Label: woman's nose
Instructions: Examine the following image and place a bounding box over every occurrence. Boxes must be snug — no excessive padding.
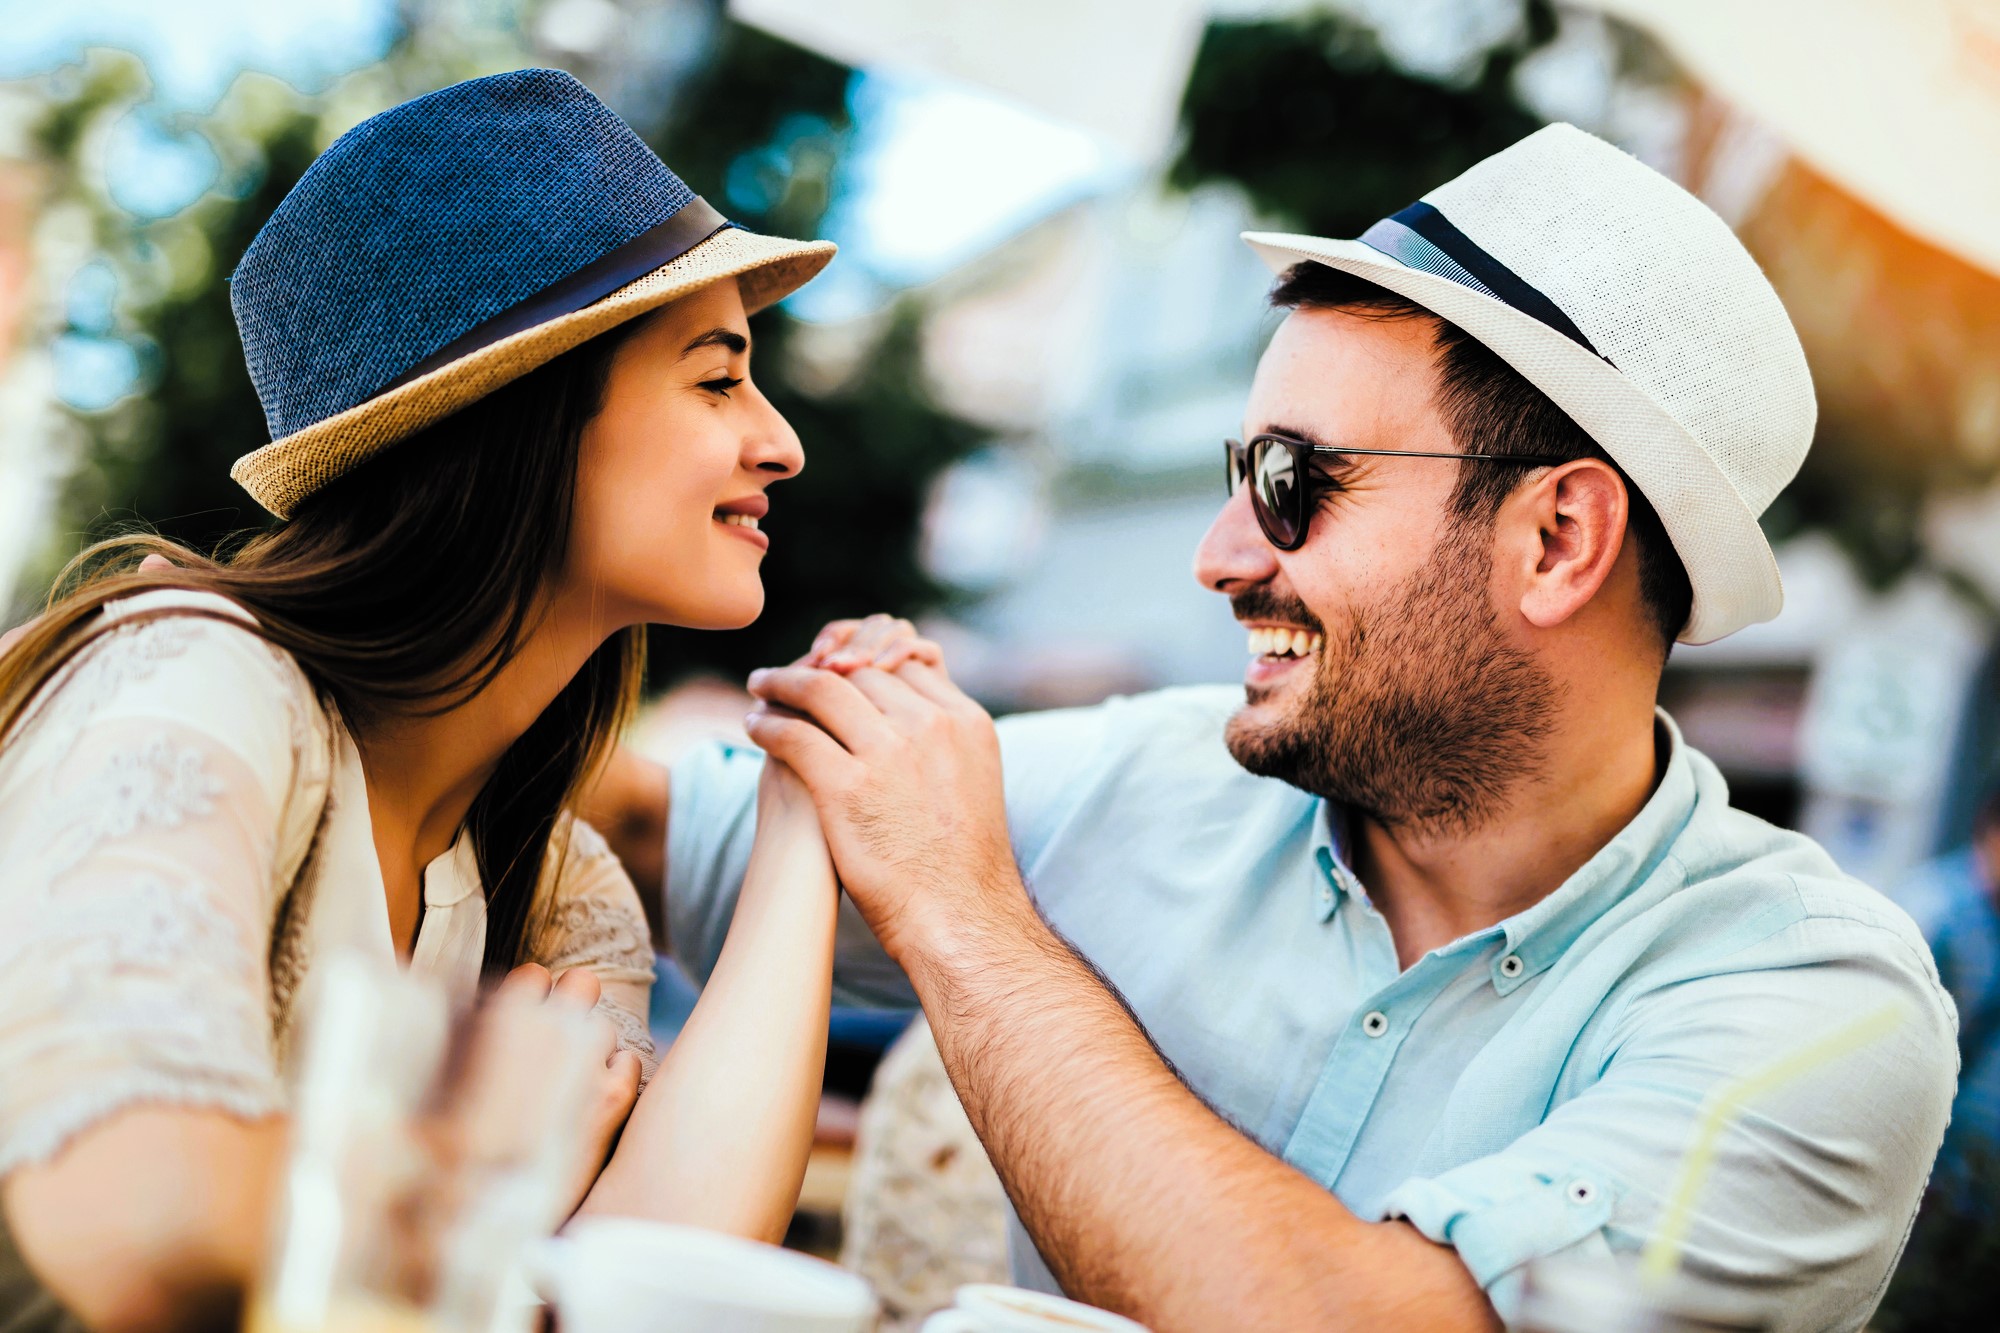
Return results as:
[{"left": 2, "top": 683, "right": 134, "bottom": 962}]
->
[{"left": 744, "top": 382, "right": 804, "bottom": 479}]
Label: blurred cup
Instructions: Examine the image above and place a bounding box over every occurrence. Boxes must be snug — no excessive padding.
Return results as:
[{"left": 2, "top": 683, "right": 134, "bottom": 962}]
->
[
  {"left": 248, "top": 951, "right": 605, "bottom": 1333},
  {"left": 248, "top": 952, "right": 454, "bottom": 1333},
  {"left": 532, "top": 1217, "right": 876, "bottom": 1332},
  {"left": 921, "top": 1285, "right": 1150, "bottom": 1333}
]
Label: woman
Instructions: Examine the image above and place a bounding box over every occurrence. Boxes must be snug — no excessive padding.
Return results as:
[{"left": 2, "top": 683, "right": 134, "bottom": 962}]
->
[{"left": 0, "top": 69, "right": 841, "bottom": 1331}]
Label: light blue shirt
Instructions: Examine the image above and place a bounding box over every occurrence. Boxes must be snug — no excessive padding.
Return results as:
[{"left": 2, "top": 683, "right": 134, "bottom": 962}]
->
[{"left": 666, "top": 686, "right": 1957, "bottom": 1330}]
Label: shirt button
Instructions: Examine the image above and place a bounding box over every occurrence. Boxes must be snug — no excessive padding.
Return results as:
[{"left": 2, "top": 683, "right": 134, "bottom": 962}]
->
[
  {"left": 1567, "top": 1180, "right": 1598, "bottom": 1205},
  {"left": 1362, "top": 1010, "right": 1389, "bottom": 1037},
  {"left": 1500, "top": 954, "right": 1525, "bottom": 978}
]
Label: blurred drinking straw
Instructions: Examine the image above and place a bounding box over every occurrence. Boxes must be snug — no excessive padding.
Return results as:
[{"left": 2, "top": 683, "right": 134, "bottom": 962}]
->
[{"left": 1638, "top": 1001, "right": 1908, "bottom": 1291}]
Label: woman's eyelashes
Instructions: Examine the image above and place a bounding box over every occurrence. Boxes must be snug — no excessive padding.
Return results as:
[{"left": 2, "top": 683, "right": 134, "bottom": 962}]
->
[{"left": 698, "top": 374, "right": 744, "bottom": 398}]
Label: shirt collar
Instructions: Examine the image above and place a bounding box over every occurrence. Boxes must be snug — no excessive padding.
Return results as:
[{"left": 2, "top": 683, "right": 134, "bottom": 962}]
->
[
  {"left": 423, "top": 830, "right": 483, "bottom": 909},
  {"left": 1310, "top": 800, "right": 1366, "bottom": 923},
  {"left": 1304, "top": 710, "right": 1701, "bottom": 982}
]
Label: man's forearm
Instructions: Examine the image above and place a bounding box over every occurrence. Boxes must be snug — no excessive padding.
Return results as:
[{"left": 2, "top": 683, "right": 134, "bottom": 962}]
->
[{"left": 903, "top": 884, "right": 1496, "bottom": 1333}]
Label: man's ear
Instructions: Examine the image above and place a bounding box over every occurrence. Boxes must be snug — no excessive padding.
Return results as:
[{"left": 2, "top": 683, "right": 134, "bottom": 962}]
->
[{"left": 1510, "top": 459, "right": 1629, "bottom": 632}]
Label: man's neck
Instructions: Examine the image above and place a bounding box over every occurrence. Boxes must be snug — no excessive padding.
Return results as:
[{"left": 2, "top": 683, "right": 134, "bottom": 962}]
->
[{"left": 1349, "top": 700, "right": 1665, "bottom": 971}]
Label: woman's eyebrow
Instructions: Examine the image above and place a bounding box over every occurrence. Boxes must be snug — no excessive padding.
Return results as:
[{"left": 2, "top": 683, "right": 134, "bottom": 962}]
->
[{"left": 681, "top": 327, "right": 749, "bottom": 357}]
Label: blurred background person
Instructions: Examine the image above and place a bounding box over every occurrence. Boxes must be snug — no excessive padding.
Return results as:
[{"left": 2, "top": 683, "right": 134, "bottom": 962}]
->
[{"left": 1894, "top": 787, "right": 2000, "bottom": 1174}]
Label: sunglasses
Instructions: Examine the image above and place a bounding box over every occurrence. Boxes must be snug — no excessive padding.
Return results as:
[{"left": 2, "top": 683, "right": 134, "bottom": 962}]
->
[{"left": 1224, "top": 433, "right": 1574, "bottom": 551}]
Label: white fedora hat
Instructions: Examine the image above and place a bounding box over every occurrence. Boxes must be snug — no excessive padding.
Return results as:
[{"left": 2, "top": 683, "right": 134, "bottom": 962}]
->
[{"left": 1242, "top": 123, "right": 1816, "bottom": 645}]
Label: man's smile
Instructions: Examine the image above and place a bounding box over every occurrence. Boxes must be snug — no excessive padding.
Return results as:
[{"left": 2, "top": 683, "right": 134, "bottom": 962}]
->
[{"left": 1242, "top": 621, "right": 1323, "bottom": 689}]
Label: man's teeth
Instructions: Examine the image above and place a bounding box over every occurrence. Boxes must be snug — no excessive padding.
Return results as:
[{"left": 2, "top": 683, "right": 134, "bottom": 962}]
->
[
  {"left": 1247, "top": 627, "right": 1323, "bottom": 658},
  {"left": 718, "top": 513, "right": 761, "bottom": 530}
]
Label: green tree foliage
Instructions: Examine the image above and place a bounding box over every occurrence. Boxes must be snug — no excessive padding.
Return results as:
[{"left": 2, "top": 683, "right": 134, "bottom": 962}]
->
[
  {"left": 1170, "top": 5, "right": 1555, "bottom": 238},
  {"left": 21, "top": 11, "right": 981, "bottom": 684},
  {"left": 30, "top": 56, "right": 325, "bottom": 562}
]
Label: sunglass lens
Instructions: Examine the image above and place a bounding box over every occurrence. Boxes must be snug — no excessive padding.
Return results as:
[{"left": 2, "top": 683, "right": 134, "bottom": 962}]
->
[{"left": 1250, "top": 438, "right": 1303, "bottom": 547}]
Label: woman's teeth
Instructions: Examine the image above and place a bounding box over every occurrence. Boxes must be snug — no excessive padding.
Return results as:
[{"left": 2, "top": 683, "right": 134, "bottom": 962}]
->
[
  {"left": 718, "top": 513, "right": 761, "bottom": 530},
  {"left": 1248, "top": 627, "right": 1323, "bottom": 659}
]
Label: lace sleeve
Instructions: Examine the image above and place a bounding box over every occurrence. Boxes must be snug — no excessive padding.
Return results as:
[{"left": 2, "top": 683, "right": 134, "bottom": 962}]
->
[
  {"left": 0, "top": 612, "right": 318, "bottom": 1175},
  {"left": 531, "top": 818, "right": 659, "bottom": 1077}
]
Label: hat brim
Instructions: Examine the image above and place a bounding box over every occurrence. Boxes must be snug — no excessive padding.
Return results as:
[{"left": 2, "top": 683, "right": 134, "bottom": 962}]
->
[
  {"left": 231, "top": 226, "right": 836, "bottom": 519},
  {"left": 1242, "top": 230, "right": 1781, "bottom": 645}
]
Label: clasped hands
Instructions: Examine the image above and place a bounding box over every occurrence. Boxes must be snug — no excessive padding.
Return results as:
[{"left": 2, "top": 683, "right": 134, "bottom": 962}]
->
[{"left": 744, "top": 616, "right": 1036, "bottom": 977}]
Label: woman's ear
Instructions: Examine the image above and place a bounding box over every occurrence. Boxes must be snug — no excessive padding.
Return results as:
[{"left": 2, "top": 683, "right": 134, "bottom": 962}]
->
[{"left": 1511, "top": 459, "right": 1629, "bottom": 632}]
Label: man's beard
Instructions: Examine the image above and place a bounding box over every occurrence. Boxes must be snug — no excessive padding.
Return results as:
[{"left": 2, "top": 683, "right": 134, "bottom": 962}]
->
[{"left": 1224, "top": 516, "right": 1557, "bottom": 837}]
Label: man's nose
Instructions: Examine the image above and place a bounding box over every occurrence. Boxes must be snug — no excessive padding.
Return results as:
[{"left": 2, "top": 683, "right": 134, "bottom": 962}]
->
[{"left": 1193, "top": 486, "right": 1281, "bottom": 592}]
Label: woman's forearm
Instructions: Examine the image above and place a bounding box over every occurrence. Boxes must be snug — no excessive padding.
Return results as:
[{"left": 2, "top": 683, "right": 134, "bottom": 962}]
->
[
  {"left": 2, "top": 1108, "right": 284, "bottom": 1333},
  {"left": 579, "top": 763, "right": 838, "bottom": 1240}
]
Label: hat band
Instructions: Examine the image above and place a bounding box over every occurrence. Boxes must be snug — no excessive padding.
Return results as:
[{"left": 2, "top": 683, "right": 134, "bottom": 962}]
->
[
  {"left": 1359, "top": 201, "right": 1610, "bottom": 365},
  {"left": 381, "top": 195, "right": 734, "bottom": 394}
]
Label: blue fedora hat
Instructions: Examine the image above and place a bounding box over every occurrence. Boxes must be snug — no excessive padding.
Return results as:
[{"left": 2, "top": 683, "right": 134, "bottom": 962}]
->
[{"left": 227, "top": 67, "right": 834, "bottom": 518}]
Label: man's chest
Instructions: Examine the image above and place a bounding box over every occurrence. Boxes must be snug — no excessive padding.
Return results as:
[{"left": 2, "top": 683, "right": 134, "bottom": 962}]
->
[{"left": 1028, "top": 828, "right": 1605, "bottom": 1215}]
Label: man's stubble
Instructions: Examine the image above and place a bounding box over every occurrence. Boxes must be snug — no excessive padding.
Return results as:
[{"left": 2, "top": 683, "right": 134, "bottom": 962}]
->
[{"left": 1224, "top": 515, "right": 1557, "bottom": 837}]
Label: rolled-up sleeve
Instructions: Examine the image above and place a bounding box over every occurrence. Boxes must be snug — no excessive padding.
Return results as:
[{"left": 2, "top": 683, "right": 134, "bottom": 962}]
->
[{"left": 1381, "top": 920, "right": 1958, "bottom": 1331}]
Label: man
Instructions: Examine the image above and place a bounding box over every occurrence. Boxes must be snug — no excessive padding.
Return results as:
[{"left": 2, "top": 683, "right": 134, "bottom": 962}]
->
[{"left": 612, "top": 125, "right": 1957, "bottom": 1329}]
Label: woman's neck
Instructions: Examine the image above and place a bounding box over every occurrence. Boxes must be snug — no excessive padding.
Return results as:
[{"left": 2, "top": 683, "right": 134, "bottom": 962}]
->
[{"left": 352, "top": 590, "right": 611, "bottom": 898}]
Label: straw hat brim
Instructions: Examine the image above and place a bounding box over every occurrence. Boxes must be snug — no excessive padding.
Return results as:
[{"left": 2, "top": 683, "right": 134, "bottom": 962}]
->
[
  {"left": 1243, "top": 230, "right": 1781, "bottom": 646},
  {"left": 231, "top": 226, "right": 837, "bottom": 518}
]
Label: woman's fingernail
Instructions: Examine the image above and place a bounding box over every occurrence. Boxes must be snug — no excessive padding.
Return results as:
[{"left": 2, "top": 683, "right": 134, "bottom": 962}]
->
[{"left": 748, "top": 668, "right": 770, "bottom": 687}]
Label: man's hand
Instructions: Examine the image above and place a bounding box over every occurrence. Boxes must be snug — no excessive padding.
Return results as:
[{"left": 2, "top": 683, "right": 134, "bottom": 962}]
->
[{"left": 742, "top": 657, "right": 1027, "bottom": 970}]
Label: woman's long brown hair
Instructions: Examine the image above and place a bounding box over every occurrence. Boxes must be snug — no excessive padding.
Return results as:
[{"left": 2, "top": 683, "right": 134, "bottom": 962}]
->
[{"left": 0, "top": 326, "right": 648, "bottom": 976}]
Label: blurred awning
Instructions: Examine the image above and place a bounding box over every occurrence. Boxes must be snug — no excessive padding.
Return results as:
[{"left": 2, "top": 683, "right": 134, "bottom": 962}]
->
[
  {"left": 727, "top": 0, "right": 1209, "bottom": 160},
  {"left": 1589, "top": 0, "right": 2000, "bottom": 280}
]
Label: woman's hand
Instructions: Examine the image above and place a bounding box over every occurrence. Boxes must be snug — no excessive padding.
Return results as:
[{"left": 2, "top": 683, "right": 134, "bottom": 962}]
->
[
  {"left": 803, "top": 613, "right": 945, "bottom": 675},
  {"left": 497, "top": 962, "right": 643, "bottom": 1218}
]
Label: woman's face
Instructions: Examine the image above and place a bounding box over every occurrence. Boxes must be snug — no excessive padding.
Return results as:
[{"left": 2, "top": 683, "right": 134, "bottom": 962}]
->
[{"left": 568, "top": 278, "right": 804, "bottom": 631}]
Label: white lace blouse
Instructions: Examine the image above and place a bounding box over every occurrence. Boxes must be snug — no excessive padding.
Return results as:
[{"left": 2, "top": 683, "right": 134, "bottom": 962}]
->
[{"left": 0, "top": 590, "right": 657, "bottom": 1178}]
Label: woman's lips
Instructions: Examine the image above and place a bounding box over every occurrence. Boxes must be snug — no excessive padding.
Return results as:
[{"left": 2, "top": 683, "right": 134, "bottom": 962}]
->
[{"left": 715, "top": 512, "right": 770, "bottom": 551}]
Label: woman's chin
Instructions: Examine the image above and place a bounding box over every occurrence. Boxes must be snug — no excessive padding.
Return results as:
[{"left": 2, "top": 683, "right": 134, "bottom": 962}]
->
[{"left": 659, "top": 590, "right": 764, "bottom": 631}]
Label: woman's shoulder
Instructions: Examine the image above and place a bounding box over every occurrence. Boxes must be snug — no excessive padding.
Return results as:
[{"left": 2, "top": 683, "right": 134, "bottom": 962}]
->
[
  {"left": 531, "top": 815, "right": 656, "bottom": 980},
  {"left": 8, "top": 589, "right": 327, "bottom": 787}
]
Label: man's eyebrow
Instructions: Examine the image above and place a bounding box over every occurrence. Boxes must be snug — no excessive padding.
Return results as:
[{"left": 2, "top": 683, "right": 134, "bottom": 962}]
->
[
  {"left": 1261, "top": 422, "right": 1336, "bottom": 449},
  {"left": 681, "top": 327, "right": 749, "bottom": 357},
  {"left": 1260, "top": 422, "right": 1370, "bottom": 476}
]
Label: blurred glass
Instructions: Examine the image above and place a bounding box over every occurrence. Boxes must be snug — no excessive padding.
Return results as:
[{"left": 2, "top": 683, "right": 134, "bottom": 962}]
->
[{"left": 248, "top": 952, "right": 600, "bottom": 1333}]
